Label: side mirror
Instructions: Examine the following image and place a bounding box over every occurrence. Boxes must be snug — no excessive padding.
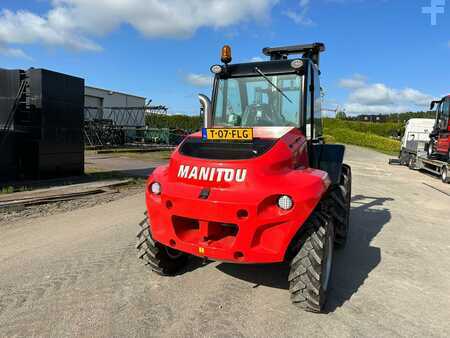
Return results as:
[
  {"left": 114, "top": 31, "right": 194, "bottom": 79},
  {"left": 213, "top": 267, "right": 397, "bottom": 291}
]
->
[
  {"left": 198, "top": 94, "right": 212, "bottom": 128},
  {"left": 430, "top": 101, "right": 436, "bottom": 110}
]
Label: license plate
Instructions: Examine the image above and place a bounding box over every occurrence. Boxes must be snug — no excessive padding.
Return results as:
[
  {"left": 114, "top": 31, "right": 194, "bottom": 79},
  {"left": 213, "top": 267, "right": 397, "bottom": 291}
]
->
[{"left": 202, "top": 128, "right": 253, "bottom": 141}]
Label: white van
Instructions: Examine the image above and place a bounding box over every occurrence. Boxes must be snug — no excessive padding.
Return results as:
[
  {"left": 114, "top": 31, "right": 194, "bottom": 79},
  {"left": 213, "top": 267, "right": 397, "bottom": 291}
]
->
[{"left": 399, "top": 119, "right": 434, "bottom": 165}]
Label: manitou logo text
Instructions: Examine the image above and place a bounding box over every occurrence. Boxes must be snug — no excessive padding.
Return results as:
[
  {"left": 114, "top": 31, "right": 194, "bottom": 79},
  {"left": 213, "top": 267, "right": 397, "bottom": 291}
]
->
[{"left": 177, "top": 165, "right": 247, "bottom": 183}]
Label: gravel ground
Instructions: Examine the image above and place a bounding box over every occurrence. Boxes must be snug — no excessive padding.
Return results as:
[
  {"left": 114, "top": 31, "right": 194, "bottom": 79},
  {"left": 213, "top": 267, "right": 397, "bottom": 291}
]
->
[
  {"left": 0, "top": 145, "right": 449, "bottom": 337},
  {"left": 1, "top": 149, "right": 156, "bottom": 227}
]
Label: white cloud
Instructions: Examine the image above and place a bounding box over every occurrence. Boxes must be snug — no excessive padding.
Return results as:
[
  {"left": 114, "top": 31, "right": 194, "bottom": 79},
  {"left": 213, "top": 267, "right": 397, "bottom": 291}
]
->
[
  {"left": 185, "top": 73, "right": 212, "bottom": 87},
  {"left": 0, "top": 45, "right": 31, "bottom": 59},
  {"left": 283, "top": 0, "right": 315, "bottom": 26},
  {"left": 343, "top": 103, "right": 412, "bottom": 114},
  {"left": 338, "top": 74, "right": 367, "bottom": 89},
  {"left": 339, "top": 74, "right": 435, "bottom": 114},
  {"left": 0, "top": 9, "right": 102, "bottom": 51},
  {"left": 250, "top": 56, "right": 264, "bottom": 62},
  {"left": 399, "top": 88, "right": 432, "bottom": 106},
  {"left": 0, "top": 0, "right": 278, "bottom": 56},
  {"left": 349, "top": 83, "right": 394, "bottom": 106}
]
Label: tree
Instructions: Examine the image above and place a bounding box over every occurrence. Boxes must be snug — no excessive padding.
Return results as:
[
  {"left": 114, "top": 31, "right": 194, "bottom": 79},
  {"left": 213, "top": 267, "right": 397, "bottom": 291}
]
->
[{"left": 335, "top": 111, "right": 347, "bottom": 120}]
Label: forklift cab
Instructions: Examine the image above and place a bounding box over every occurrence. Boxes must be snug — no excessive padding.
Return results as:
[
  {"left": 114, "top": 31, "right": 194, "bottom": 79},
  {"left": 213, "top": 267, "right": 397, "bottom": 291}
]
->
[
  {"left": 430, "top": 96, "right": 450, "bottom": 158},
  {"left": 199, "top": 43, "right": 344, "bottom": 184},
  {"left": 204, "top": 43, "right": 325, "bottom": 143}
]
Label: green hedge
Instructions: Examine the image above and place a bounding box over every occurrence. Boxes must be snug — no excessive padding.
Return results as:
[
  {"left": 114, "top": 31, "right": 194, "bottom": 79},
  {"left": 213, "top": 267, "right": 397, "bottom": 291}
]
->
[
  {"left": 323, "top": 118, "right": 403, "bottom": 138},
  {"left": 323, "top": 128, "right": 400, "bottom": 155},
  {"left": 145, "top": 114, "right": 202, "bottom": 132},
  {"left": 144, "top": 114, "right": 401, "bottom": 155}
]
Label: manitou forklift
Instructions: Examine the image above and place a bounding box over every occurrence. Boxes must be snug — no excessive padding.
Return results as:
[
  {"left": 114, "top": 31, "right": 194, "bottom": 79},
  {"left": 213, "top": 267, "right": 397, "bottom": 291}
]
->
[
  {"left": 136, "top": 43, "right": 352, "bottom": 312},
  {"left": 390, "top": 96, "right": 450, "bottom": 184},
  {"left": 428, "top": 95, "right": 450, "bottom": 161}
]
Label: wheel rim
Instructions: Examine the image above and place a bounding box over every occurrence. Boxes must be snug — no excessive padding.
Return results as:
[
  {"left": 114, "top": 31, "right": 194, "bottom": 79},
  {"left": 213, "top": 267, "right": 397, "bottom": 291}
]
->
[
  {"left": 165, "top": 247, "right": 183, "bottom": 259},
  {"left": 443, "top": 168, "right": 448, "bottom": 182},
  {"left": 322, "top": 230, "right": 333, "bottom": 291}
]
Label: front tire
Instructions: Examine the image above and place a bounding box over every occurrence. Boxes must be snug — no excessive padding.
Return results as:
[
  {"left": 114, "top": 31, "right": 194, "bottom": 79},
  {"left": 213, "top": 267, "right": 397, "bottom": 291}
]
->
[
  {"left": 288, "top": 210, "right": 334, "bottom": 312},
  {"left": 330, "top": 164, "right": 351, "bottom": 249},
  {"left": 136, "top": 218, "right": 189, "bottom": 275}
]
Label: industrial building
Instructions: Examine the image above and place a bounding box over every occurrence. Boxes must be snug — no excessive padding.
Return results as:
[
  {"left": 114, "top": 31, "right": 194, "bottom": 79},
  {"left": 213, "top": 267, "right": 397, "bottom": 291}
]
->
[
  {"left": 84, "top": 86, "right": 147, "bottom": 127},
  {"left": 83, "top": 86, "right": 168, "bottom": 147},
  {"left": 85, "top": 86, "right": 146, "bottom": 110}
]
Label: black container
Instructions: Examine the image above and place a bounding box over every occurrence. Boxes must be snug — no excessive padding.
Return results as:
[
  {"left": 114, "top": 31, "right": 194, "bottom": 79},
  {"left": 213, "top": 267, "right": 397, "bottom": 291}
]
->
[
  {"left": 0, "top": 69, "right": 21, "bottom": 181},
  {"left": 0, "top": 69, "right": 21, "bottom": 128},
  {"left": 0, "top": 68, "right": 85, "bottom": 181},
  {"left": 0, "top": 131, "right": 18, "bottom": 181},
  {"left": 26, "top": 69, "right": 85, "bottom": 178}
]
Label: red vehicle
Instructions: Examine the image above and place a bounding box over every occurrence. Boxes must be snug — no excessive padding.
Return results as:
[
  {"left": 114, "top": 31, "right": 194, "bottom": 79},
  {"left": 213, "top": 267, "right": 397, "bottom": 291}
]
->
[
  {"left": 137, "top": 43, "right": 352, "bottom": 312},
  {"left": 428, "top": 95, "right": 450, "bottom": 160}
]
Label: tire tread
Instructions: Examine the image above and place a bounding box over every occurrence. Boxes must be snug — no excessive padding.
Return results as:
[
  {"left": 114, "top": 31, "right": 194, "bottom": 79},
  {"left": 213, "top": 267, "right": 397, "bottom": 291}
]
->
[
  {"left": 136, "top": 217, "right": 188, "bottom": 275},
  {"left": 288, "top": 211, "right": 333, "bottom": 313}
]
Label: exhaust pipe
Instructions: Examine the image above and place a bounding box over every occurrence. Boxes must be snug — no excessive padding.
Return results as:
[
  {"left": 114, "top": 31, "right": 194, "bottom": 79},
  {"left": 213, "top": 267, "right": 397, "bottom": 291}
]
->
[{"left": 198, "top": 94, "right": 212, "bottom": 128}]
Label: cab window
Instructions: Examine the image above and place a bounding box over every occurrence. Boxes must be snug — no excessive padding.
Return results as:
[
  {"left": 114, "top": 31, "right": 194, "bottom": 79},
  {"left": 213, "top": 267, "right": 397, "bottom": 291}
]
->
[
  {"left": 440, "top": 100, "right": 449, "bottom": 130},
  {"left": 213, "top": 74, "right": 302, "bottom": 127},
  {"left": 312, "top": 65, "right": 323, "bottom": 138}
]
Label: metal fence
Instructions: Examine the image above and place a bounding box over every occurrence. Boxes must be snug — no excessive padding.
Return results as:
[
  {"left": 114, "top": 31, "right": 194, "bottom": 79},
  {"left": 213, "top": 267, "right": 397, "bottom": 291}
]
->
[{"left": 84, "top": 105, "right": 169, "bottom": 147}]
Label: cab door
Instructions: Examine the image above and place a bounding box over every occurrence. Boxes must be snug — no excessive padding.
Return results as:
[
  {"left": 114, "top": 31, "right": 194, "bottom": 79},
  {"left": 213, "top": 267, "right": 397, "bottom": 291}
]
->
[{"left": 436, "top": 98, "right": 450, "bottom": 155}]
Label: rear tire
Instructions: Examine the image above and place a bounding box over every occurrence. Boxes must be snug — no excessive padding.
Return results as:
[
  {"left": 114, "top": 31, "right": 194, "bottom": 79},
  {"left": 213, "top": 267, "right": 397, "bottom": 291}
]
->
[
  {"left": 408, "top": 156, "right": 415, "bottom": 170},
  {"left": 442, "top": 166, "right": 450, "bottom": 184},
  {"left": 288, "top": 210, "right": 334, "bottom": 312},
  {"left": 136, "top": 218, "right": 189, "bottom": 275},
  {"left": 331, "top": 164, "right": 351, "bottom": 249},
  {"left": 427, "top": 142, "right": 435, "bottom": 159},
  {"left": 399, "top": 149, "right": 408, "bottom": 166}
]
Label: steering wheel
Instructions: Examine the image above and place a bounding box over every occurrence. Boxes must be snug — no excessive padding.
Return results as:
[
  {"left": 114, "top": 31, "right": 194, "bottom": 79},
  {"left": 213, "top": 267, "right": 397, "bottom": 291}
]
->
[
  {"left": 256, "top": 117, "right": 276, "bottom": 126},
  {"left": 243, "top": 103, "right": 277, "bottom": 126}
]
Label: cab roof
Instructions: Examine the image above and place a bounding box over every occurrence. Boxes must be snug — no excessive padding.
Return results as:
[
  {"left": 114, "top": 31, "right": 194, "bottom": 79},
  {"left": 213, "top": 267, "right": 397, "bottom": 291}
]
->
[{"left": 218, "top": 59, "right": 307, "bottom": 78}]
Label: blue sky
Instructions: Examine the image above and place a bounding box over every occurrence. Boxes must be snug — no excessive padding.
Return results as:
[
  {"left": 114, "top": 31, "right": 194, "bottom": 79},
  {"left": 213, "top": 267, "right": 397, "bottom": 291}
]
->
[{"left": 0, "top": 0, "right": 448, "bottom": 115}]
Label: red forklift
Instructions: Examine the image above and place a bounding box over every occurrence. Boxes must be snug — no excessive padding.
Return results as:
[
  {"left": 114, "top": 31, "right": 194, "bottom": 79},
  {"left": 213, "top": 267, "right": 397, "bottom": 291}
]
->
[
  {"left": 136, "top": 43, "right": 352, "bottom": 312},
  {"left": 401, "top": 95, "right": 450, "bottom": 184},
  {"left": 428, "top": 95, "right": 450, "bottom": 161}
]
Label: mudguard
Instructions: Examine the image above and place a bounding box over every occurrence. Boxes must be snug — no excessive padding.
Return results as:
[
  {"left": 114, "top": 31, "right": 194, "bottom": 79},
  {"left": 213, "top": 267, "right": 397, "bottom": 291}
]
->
[{"left": 310, "top": 144, "right": 345, "bottom": 185}]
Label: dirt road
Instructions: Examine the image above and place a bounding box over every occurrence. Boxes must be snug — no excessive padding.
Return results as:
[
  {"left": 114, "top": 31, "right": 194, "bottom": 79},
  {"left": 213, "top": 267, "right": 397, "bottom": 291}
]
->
[{"left": 1, "top": 146, "right": 449, "bottom": 337}]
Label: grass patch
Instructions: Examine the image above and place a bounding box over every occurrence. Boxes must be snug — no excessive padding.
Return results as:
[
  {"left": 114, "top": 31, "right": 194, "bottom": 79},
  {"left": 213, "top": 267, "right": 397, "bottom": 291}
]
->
[
  {"left": 87, "top": 150, "right": 172, "bottom": 161},
  {"left": 84, "top": 170, "right": 146, "bottom": 186},
  {"left": 323, "top": 118, "right": 403, "bottom": 138},
  {"left": 114, "top": 150, "right": 172, "bottom": 161},
  {"left": 0, "top": 185, "right": 34, "bottom": 195},
  {"left": 323, "top": 128, "right": 400, "bottom": 155},
  {"left": 1, "top": 186, "right": 14, "bottom": 194},
  {"left": 0, "top": 170, "right": 146, "bottom": 196},
  {"left": 322, "top": 118, "right": 404, "bottom": 155}
]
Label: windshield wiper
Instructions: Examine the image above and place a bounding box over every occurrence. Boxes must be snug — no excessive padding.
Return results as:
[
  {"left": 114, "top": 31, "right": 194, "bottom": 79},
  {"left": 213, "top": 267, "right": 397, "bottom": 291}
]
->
[{"left": 254, "top": 67, "right": 293, "bottom": 103}]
